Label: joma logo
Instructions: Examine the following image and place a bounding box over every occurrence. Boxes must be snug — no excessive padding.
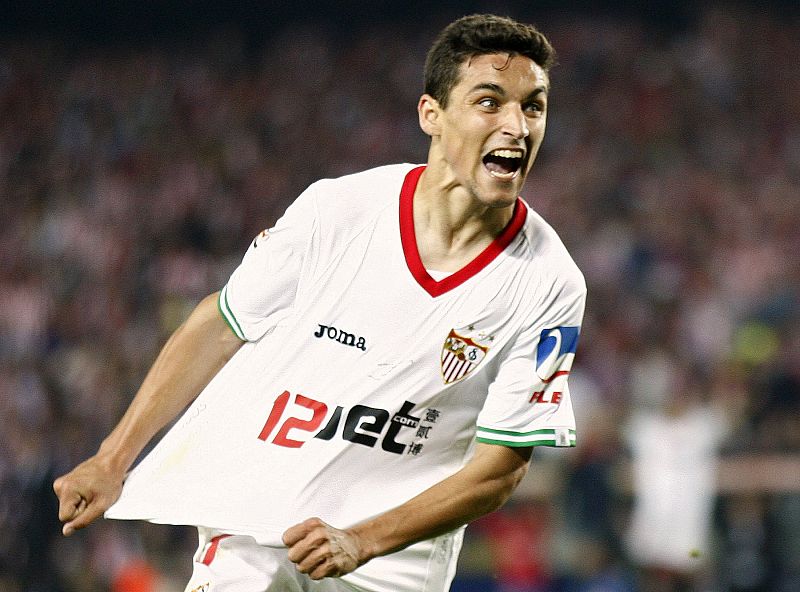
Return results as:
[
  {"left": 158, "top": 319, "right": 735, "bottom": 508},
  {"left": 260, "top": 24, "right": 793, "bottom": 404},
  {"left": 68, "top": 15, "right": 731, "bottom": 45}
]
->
[{"left": 314, "top": 323, "right": 367, "bottom": 351}]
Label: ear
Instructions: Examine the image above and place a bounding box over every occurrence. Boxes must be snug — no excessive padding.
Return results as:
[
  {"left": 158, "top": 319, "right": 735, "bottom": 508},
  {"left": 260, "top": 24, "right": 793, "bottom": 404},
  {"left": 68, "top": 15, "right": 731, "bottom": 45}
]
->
[{"left": 417, "top": 94, "right": 442, "bottom": 137}]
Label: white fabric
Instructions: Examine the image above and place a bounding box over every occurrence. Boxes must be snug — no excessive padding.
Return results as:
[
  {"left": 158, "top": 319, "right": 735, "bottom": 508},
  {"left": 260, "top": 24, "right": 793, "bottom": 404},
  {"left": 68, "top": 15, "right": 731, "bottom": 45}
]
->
[
  {"left": 184, "top": 527, "right": 359, "bottom": 592},
  {"left": 107, "top": 164, "right": 586, "bottom": 592}
]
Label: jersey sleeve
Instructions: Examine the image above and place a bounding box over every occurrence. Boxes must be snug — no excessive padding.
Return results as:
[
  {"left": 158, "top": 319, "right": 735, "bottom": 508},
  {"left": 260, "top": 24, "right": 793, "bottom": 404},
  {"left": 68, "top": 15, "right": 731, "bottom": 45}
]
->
[
  {"left": 218, "top": 186, "right": 318, "bottom": 342},
  {"left": 476, "top": 277, "right": 586, "bottom": 448}
]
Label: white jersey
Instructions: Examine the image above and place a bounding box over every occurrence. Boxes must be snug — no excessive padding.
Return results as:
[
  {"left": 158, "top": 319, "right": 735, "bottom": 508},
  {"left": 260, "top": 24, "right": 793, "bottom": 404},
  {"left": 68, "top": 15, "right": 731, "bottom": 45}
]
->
[{"left": 107, "top": 164, "right": 586, "bottom": 592}]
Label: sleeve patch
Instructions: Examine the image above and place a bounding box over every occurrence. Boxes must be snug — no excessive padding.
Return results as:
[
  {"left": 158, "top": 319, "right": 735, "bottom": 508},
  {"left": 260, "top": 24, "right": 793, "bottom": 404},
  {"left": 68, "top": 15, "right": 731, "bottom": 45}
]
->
[{"left": 535, "top": 326, "right": 580, "bottom": 382}]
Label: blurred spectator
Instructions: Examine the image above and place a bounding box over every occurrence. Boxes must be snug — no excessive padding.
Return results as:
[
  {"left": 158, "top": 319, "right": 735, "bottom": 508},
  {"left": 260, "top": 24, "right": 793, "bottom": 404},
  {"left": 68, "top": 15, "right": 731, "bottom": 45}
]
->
[{"left": 625, "top": 363, "right": 729, "bottom": 590}]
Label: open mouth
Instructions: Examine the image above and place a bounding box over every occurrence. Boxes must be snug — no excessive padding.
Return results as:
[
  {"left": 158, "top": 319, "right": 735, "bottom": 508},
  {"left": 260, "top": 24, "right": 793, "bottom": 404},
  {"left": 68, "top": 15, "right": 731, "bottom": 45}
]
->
[{"left": 483, "top": 149, "right": 524, "bottom": 179}]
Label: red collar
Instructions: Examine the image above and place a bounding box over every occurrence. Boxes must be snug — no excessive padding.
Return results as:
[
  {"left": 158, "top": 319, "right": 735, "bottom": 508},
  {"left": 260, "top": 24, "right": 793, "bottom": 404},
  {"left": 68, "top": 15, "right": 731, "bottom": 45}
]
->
[{"left": 399, "top": 165, "right": 527, "bottom": 297}]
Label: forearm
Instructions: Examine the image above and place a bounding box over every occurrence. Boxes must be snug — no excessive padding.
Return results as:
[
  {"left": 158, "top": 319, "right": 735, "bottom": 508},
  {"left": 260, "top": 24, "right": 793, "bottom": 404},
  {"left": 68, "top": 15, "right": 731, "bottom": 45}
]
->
[
  {"left": 54, "top": 291, "right": 245, "bottom": 536},
  {"left": 350, "top": 444, "right": 532, "bottom": 561},
  {"left": 95, "top": 291, "right": 243, "bottom": 473},
  {"left": 284, "top": 444, "right": 533, "bottom": 578}
]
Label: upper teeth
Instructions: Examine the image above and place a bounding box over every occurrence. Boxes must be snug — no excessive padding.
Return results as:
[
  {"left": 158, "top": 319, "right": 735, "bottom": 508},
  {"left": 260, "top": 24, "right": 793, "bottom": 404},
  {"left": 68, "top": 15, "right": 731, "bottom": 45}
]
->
[{"left": 490, "top": 149, "right": 523, "bottom": 159}]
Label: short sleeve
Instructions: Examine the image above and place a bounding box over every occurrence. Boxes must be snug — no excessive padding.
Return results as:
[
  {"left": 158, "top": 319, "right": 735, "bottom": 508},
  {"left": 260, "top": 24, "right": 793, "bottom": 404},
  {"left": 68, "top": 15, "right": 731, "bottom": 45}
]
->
[
  {"left": 476, "top": 278, "right": 586, "bottom": 448},
  {"left": 218, "top": 186, "right": 318, "bottom": 342}
]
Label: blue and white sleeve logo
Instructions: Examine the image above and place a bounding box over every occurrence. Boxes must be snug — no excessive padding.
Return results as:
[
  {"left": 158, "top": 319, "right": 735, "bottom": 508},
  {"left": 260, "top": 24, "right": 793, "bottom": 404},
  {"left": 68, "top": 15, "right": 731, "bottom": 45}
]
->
[{"left": 535, "top": 326, "right": 580, "bottom": 382}]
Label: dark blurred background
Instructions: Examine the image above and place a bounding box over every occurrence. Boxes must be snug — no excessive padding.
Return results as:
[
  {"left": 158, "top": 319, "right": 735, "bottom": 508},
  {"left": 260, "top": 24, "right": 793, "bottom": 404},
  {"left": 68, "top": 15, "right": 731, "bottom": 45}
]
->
[{"left": 1, "top": 1, "right": 798, "bottom": 590}]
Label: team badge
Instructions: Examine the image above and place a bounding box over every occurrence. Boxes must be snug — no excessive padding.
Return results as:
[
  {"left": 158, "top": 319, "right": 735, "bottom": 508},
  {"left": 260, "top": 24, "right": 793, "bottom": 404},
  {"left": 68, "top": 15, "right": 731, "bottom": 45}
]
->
[{"left": 441, "top": 328, "right": 490, "bottom": 384}]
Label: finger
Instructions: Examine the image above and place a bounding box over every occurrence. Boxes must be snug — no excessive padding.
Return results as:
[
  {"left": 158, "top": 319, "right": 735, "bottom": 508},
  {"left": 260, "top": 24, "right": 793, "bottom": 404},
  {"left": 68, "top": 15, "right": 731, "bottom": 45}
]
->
[
  {"left": 310, "top": 554, "right": 352, "bottom": 580},
  {"left": 310, "top": 559, "right": 337, "bottom": 580},
  {"left": 294, "top": 544, "right": 330, "bottom": 574},
  {"left": 61, "top": 496, "right": 86, "bottom": 536},
  {"left": 61, "top": 498, "right": 86, "bottom": 536},
  {"left": 282, "top": 517, "right": 323, "bottom": 546},
  {"left": 282, "top": 524, "right": 306, "bottom": 547},
  {"left": 296, "top": 546, "right": 344, "bottom": 580},
  {"left": 57, "top": 490, "right": 85, "bottom": 522},
  {"left": 286, "top": 532, "right": 320, "bottom": 564},
  {"left": 63, "top": 498, "right": 106, "bottom": 536}
]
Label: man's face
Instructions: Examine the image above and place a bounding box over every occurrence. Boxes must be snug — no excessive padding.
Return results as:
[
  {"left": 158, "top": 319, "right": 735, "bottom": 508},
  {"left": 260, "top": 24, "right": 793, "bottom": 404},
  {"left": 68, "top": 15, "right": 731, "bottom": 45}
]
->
[{"left": 423, "top": 53, "right": 549, "bottom": 208}]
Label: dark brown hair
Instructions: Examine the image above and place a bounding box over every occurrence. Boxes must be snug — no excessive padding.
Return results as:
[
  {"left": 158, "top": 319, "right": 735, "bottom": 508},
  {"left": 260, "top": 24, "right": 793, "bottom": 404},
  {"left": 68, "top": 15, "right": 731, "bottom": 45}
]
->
[{"left": 424, "top": 14, "right": 556, "bottom": 108}]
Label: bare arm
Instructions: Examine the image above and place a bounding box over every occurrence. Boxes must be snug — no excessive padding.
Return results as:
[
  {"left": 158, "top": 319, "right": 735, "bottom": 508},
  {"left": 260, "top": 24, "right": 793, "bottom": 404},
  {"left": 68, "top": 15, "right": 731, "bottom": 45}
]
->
[
  {"left": 283, "top": 442, "right": 533, "bottom": 579},
  {"left": 53, "top": 291, "right": 244, "bottom": 535}
]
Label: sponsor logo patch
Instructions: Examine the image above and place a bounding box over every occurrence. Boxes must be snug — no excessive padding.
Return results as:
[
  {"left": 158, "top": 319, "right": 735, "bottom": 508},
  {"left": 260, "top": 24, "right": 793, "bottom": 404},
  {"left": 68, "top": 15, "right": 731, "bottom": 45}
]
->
[
  {"left": 313, "top": 323, "right": 367, "bottom": 351},
  {"left": 535, "top": 326, "right": 580, "bottom": 382}
]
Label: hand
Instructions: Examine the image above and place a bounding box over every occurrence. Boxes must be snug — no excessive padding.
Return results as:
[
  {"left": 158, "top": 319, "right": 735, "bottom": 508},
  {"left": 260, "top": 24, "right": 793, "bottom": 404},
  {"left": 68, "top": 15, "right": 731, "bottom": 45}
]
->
[
  {"left": 282, "top": 517, "right": 366, "bottom": 579},
  {"left": 53, "top": 455, "right": 124, "bottom": 536}
]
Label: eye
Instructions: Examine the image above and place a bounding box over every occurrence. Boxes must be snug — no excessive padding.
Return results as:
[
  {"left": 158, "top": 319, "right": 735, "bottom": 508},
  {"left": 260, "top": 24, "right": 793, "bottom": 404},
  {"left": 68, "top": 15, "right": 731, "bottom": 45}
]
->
[
  {"left": 524, "top": 101, "right": 546, "bottom": 116},
  {"left": 478, "top": 97, "right": 499, "bottom": 110}
]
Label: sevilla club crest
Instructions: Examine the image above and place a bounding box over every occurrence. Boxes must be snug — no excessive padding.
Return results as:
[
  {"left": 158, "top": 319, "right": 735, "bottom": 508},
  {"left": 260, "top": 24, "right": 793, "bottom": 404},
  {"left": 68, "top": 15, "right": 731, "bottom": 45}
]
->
[{"left": 441, "top": 329, "right": 489, "bottom": 384}]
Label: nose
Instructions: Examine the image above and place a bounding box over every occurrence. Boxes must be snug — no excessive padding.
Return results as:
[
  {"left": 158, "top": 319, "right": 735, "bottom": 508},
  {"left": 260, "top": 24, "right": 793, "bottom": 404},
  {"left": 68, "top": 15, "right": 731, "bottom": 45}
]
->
[{"left": 502, "top": 104, "right": 529, "bottom": 139}]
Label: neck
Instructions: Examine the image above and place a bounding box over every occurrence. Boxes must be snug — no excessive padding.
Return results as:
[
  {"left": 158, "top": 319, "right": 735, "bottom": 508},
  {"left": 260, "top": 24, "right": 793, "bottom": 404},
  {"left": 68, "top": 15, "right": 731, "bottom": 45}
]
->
[{"left": 413, "top": 166, "right": 515, "bottom": 272}]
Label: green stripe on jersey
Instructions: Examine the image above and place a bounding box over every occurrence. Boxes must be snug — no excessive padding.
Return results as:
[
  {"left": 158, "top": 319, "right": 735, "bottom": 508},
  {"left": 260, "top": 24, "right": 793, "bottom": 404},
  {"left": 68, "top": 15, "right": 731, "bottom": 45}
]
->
[
  {"left": 218, "top": 285, "right": 247, "bottom": 341},
  {"left": 476, "top": 427, "right": 576, "bottom": 448}
]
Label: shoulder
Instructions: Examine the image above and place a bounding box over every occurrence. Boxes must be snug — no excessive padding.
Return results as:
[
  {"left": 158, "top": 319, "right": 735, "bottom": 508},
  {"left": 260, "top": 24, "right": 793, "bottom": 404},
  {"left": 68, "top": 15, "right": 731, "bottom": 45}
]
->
[
  {"left": 301, "top": 164, "right": 419, "bottom": 229},
  {"left": 299, "top": 163, "right": 421, "bottom": 247},
  {"left": 311, "top": 163, "right": 420, "bottom": 206}
]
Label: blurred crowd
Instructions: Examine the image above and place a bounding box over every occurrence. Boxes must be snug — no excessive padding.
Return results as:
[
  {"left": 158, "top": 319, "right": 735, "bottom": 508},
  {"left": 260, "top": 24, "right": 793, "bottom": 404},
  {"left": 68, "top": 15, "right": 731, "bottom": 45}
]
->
[{"left": 1, "top": 3, "right": 798, "bottom": 591}]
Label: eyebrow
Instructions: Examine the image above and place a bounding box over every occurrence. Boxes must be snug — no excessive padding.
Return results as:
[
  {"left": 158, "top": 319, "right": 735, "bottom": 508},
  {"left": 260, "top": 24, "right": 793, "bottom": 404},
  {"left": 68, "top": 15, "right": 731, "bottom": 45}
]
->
[
  {"left": 467, "top": 83, "right": 549, "bottom": 99},
  {"left": 469, "top": 82, "right": 506, "bottom": 95}
]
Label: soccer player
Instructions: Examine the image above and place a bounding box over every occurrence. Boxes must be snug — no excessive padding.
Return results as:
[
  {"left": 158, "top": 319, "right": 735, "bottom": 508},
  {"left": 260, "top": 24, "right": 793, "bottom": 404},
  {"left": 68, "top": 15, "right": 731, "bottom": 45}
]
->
[{"left": 54, "top": 14, "right": 586, "bottom": 592}]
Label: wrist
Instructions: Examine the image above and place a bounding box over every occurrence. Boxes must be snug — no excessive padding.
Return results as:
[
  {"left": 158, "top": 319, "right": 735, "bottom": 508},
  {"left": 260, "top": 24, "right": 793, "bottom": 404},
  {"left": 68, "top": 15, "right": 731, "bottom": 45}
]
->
[
  {"left": 346, "top": 526, "right": 380, "bottom": 565},
  {"left": 95, "top": 440, "right": 135, "bottom": 476}
]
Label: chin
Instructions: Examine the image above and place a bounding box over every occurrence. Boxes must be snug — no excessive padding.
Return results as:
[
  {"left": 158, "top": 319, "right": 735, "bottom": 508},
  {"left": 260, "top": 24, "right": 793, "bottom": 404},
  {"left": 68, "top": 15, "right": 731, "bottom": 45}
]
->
[
  {"left": 490, "top": 196, "right": 519, "bottom": 209},
  {"left": 483, "top": 180, "right": 525, "bottom": 206},
  {"left": 477, "top": 191, "right": 519, "bottom": 209}
]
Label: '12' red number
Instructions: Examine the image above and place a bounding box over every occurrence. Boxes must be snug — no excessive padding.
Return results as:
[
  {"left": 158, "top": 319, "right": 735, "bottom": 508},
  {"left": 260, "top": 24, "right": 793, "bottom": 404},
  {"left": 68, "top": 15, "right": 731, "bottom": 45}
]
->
[{"left": 258, "top": 391, "right": 328, "bottom": 448}]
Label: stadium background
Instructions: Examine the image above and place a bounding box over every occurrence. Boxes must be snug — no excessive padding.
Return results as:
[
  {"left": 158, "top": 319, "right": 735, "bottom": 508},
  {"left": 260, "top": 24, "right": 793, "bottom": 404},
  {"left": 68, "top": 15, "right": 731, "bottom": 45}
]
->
[{"left": 1, "top": 0, "right": 798, "bottom": 590}]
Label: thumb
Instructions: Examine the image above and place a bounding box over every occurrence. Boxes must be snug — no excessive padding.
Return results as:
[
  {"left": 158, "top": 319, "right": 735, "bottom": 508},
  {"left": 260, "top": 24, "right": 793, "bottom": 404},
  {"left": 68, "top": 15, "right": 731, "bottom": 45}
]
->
[
  {"left": 63, "top": 497, "right": 106, "bottom": 536},
  {"left": 61, "top": 496, "right": 87, "bottom": 536}
]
